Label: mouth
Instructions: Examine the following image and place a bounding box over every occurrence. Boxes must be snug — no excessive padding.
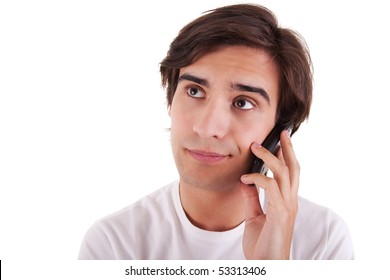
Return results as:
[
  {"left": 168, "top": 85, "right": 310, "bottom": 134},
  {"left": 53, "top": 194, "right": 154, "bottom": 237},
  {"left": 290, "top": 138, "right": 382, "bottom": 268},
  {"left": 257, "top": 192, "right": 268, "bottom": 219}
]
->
[{"left": 187, "top": 149, "right": 230, "bottom": 164}]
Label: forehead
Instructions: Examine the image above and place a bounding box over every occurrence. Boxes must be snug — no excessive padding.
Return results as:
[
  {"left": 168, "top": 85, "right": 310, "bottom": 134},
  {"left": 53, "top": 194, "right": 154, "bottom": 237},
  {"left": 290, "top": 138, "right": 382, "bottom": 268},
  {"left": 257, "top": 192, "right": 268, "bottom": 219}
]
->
[{"left": 184, "top": 45, "right": 278, "bottom": 80}]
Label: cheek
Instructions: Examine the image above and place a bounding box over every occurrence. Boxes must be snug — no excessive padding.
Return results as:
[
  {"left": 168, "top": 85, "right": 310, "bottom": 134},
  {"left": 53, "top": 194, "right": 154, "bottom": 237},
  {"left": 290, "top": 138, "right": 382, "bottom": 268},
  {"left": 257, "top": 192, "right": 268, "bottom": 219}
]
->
[
  {"left": 170, "top": 93, "right": 199, "bottom": 130},
  {"left": 235, "top": 120, "right": 274, "bottom": 151},
  {"left": 239, "top": 135, "right": 257, "bottom": 157},
  {"left": 231, "top": 122, "right": 256, "bottom": 153},
  {"left": 169, "top": 97, "right": 181, "bottom": 128},
  {"left": 169, "top": 100, "right": 193, "bottom": 145}
]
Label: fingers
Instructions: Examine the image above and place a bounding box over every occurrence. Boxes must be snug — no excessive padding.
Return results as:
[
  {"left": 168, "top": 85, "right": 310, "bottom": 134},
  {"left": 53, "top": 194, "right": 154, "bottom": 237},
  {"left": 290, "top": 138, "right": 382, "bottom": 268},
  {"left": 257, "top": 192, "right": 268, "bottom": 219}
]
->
[
  {"left": 244, "top": 130, "right": 300, "bottom": 200},
  {"left": 241, "top": 173, "right": 283, "bottom": 208},
  {"left": 248, "top": 140, "right": 290, "bottom": 198},
  {"left": 279, "top": 130, "right": 300, "bottom": 198},
  {"left": 240, "top": 130, "right": 299, "bottom": 259}
]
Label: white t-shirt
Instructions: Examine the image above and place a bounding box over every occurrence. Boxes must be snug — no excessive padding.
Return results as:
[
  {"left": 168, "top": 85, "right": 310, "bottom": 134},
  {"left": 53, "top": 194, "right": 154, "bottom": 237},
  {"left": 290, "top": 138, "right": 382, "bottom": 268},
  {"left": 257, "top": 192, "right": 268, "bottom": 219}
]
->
[{"left": 78, "top": 181, "right": 354, "bottom": 260}]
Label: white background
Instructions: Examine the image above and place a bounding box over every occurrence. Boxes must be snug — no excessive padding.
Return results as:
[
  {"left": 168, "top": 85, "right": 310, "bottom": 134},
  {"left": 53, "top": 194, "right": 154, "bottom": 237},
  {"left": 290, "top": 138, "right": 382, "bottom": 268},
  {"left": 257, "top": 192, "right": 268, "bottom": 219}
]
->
[{"left": 1, "top": 0, "right": 389, "bottom": 278}]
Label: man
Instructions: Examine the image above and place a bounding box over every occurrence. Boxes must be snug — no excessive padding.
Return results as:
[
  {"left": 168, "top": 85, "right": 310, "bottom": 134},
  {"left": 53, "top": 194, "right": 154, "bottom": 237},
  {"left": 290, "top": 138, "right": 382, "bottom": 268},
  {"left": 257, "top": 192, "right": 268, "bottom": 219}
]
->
[{"left": 79, "top": 4, "right": 354, "bottom": 259}]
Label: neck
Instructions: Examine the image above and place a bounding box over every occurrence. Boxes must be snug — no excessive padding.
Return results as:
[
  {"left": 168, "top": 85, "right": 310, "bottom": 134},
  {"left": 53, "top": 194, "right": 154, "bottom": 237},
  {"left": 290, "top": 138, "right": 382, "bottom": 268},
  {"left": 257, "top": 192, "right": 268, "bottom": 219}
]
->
[{"left": 179, "top": 180, "right": 245, "bottom": 231}]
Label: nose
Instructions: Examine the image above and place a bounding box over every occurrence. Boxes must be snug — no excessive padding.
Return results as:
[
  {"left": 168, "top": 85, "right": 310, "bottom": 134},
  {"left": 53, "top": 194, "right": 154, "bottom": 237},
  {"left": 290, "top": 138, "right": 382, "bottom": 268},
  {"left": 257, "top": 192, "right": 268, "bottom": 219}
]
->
[{"left": 193, "top": 99, "right": 230, "bottom": 139}]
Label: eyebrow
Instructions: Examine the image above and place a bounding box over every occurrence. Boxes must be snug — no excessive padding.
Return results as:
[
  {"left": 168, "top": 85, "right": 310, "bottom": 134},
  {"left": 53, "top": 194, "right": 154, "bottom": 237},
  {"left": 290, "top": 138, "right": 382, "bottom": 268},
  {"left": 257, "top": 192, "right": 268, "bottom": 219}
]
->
[
  {"left": 178, "top": 73, "right": 209, "bottom": 87},
  {"left": 178, "top": 73, "right": 271, "bottom": 105},
  {"left": 233, "top": 83, "right": 271, "bottom": 105}
]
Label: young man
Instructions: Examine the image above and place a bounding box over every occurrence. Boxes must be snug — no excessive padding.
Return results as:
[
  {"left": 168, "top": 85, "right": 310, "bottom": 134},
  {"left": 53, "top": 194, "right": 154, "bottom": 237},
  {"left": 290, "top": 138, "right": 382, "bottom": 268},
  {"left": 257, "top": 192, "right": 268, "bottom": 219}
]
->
[{"left": 79, "top": 4, "right": 354, "bottom": 260}]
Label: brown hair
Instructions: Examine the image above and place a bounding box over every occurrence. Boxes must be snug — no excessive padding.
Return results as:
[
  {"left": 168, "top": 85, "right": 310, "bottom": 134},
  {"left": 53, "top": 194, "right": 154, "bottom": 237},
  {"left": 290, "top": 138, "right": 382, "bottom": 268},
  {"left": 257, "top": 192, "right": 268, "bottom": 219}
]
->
[{"left": 160, "top": 4, "right": 313, "bottom": 133}]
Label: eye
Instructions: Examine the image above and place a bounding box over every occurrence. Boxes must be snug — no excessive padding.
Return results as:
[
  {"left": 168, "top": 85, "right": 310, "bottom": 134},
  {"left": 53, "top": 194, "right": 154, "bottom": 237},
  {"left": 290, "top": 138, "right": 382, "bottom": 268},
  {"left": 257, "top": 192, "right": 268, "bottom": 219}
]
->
[
  {"left": 186, "top": 86, "right": 205, "bottom": 99},
  {"left": 233, "top": 97, "right": 255, "bottom": 110}
]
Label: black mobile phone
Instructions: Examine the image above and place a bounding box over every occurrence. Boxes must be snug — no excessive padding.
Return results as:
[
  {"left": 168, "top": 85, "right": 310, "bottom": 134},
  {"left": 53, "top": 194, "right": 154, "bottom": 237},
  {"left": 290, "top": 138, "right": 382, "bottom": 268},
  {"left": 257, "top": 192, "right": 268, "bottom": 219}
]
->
[{"left": 250, "top": 124, "right": 293, "bottom": 175}]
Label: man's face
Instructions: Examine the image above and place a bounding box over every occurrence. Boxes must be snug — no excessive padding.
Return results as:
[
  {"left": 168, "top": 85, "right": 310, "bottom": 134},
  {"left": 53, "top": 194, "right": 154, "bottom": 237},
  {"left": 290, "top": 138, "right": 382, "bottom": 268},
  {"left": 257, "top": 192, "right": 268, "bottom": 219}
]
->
[{"left": 169, "top": 45, "right": 279, "bottom": 191}]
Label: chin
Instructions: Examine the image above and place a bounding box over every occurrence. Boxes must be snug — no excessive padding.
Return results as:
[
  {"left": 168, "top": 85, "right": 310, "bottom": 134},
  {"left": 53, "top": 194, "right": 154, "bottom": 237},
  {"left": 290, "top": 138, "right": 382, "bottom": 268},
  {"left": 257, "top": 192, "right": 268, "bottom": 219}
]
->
[
  {"left": 180, "top": 167, "right": 245, "bottom": 192},
  {"left": 174, "top": 147, "right": 253, "bottom": 191}
]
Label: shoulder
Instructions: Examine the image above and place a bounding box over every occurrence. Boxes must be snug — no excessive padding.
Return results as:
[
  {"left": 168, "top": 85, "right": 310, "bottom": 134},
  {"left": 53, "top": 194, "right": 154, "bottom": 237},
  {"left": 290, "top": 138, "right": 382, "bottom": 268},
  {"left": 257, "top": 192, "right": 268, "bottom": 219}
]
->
[
  {"left": 78, "top": 181, "right": 178, "bottom": 259},
  {"left": 103, "top": 181, "right": 177, "bottom": 224},
  {"left": 292, "top": 197, "right": 354, "bottom": 259}
]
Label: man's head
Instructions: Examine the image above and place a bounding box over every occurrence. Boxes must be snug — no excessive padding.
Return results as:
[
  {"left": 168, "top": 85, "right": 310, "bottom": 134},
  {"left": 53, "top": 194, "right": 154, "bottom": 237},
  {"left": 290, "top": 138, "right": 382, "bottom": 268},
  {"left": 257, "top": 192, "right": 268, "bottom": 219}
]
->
[
  {"left": 160, "top": 4, "right": 312, "bottom": 133},
  {"left": 160, "top": 4, "right": 313, "bottom": 191}
]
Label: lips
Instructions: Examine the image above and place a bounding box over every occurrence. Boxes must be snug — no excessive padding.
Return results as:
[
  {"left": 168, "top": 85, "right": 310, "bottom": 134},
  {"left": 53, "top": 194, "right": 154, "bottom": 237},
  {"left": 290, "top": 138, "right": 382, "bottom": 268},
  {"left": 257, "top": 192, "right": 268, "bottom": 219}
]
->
[{"left": 187, "top": 149, "right": 229, "bottom": 164}]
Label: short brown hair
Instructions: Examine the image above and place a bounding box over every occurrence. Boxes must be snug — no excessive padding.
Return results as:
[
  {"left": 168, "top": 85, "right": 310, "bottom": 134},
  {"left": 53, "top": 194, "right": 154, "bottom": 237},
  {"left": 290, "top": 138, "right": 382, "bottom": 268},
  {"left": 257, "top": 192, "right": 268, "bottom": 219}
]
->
[{"left": 160, "top": 4, "right": 312, "bottom": 133}]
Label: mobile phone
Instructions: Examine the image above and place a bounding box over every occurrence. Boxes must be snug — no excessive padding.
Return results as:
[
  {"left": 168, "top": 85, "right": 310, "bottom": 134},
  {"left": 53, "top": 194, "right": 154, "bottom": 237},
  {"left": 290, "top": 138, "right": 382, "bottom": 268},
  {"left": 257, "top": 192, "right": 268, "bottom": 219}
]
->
[{"left": 250, "top": 124, "right": 293, "bottom": 175}]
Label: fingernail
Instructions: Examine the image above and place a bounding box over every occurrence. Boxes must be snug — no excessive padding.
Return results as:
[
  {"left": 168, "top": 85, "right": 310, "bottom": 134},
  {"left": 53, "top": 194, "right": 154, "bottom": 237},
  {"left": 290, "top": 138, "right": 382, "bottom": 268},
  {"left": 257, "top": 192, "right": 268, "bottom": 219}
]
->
[
  {"left": 253, "top": 142, "right": 262, "bottom": 148},
  {"left": 241, "top": 174, "right": 250, "bottom": 182}
]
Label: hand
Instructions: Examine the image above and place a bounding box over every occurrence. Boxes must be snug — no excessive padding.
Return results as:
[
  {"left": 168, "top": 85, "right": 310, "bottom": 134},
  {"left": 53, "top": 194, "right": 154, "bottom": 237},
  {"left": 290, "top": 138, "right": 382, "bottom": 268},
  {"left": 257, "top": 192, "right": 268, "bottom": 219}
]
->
[{"left": 240, "top": 130, "right": 299, "bottom": 259}]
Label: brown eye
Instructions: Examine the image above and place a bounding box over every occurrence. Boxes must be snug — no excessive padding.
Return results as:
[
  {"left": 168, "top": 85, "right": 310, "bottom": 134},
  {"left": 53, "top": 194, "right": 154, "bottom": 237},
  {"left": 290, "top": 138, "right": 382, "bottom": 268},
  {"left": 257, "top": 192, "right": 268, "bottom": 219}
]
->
[
  {"left": 233, "top": 98, "right": 255, "bottom": 110},
  {"left": 186, "top": 86, "right": 205, "bottom": 98}
]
